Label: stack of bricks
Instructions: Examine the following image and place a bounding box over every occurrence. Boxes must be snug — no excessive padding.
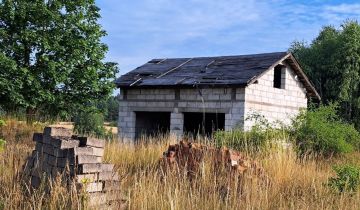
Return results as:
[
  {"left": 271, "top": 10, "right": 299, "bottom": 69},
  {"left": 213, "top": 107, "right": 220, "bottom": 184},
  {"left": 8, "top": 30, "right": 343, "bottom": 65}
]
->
[
  {"left": 23, "top": 126, "right": 126, "bottom": 209},
  {"left": 160, "top": 141, "right": 264, "bottom": 178}
]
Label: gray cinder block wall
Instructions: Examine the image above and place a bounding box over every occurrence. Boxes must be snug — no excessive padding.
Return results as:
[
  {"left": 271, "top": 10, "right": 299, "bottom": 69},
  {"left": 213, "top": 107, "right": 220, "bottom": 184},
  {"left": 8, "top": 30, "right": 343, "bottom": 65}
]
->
[
  {"left": 118, "top": 88, "right": 245, "bottom": 140},
  {"left": 118, "top": 62, "right": 308, "bottom": 142}
]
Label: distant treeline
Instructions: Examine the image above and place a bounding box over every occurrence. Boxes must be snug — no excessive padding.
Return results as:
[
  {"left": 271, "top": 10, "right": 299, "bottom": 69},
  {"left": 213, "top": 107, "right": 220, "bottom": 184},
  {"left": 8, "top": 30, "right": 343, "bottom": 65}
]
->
[
  {"left": 291, "top": 20, "right": 360, "bottom": 130},
  {"left": 97, "top": 95, "right": 119, "bottom": 123}
]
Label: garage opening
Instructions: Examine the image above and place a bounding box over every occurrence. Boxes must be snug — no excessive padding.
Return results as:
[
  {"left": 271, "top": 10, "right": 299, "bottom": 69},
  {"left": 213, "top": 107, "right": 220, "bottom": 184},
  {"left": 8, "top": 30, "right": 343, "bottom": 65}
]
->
[
  {"left": 183, "top": 112, "right": 225, "bottom": 138},
  {"left": 135, "top": 112, "right": 170, "bottom": 139}
]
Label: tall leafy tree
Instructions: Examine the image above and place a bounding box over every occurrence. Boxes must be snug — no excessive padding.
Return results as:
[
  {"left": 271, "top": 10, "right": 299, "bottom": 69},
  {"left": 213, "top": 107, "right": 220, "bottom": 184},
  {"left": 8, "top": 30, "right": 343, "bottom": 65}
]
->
[
  {"left": 291, "top": 20, "right": 360, "bottom": 128},
  {"left": 0, "top": 0, "right": 118, "bottom": 119}
]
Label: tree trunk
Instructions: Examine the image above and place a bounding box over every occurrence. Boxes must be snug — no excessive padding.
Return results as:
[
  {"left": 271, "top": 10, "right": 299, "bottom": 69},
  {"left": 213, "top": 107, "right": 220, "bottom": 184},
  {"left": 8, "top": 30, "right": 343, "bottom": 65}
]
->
[{"left": 26, "top": 107, "right": 36, "bottom": 124}]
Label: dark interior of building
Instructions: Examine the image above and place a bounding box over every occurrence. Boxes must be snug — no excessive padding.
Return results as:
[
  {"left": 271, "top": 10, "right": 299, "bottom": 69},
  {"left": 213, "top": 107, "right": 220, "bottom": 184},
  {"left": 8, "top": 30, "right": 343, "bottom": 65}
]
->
[
  {"left": 183, "top": 112, "right": 225, "bottom": 137},
  {"left": 135, "top": 111, "right": 171, "bottom": 139}
]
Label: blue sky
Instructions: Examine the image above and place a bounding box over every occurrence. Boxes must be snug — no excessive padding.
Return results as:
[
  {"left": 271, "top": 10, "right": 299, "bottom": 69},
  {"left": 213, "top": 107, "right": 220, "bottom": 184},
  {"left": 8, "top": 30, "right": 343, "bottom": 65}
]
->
[{"left": 96, "top": 0, "right": 360, "bottom": 76}]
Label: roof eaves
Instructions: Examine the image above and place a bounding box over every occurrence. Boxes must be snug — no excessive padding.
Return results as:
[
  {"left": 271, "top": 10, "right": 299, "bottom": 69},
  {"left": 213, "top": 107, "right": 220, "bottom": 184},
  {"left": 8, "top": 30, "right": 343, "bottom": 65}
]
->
[{"left": 287, "top": 54, "right": 321, "bottom": 101}]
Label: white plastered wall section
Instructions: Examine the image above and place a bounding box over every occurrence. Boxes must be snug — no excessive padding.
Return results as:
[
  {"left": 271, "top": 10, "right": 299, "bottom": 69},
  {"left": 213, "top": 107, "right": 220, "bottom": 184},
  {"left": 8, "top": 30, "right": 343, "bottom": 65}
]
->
[{"left": 244, "top": 62, "right": 308, "bottom": 129}]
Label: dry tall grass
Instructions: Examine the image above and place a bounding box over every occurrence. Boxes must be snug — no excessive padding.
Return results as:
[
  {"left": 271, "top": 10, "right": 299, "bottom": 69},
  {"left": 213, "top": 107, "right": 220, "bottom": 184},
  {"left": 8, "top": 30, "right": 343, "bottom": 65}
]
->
[{"left": 0, "top": 119, "right": 359, "bottom": 209}]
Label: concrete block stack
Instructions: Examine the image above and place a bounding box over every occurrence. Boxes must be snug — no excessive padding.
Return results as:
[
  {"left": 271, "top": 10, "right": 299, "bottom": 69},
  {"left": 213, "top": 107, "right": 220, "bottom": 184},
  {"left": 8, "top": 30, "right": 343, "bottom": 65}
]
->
[{"left": 23, "top": 126, "right": 126, "bottom": 209}]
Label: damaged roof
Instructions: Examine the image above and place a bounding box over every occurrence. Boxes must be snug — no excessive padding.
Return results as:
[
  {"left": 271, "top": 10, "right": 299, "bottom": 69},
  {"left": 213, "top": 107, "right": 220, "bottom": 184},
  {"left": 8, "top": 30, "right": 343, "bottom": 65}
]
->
[{"left": 116, "top": 52, "right": 320, "bottom": 100}]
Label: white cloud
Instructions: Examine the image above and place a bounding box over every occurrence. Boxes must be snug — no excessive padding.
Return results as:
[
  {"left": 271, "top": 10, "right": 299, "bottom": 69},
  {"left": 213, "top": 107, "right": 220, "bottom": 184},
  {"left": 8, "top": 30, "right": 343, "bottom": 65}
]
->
[
  {"left": 324, "top": 3, "right": 360, "bottom": 14},
  {"left": 320, "top": 4, "right": 360, "bottom": 24},
  {"left": 97, "top": 0, "right": 360, "bottom": 75}
]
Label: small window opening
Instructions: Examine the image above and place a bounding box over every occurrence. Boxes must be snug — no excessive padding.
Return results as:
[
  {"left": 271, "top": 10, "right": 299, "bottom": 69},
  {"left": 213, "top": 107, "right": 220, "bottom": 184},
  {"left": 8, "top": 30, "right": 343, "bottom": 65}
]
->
[
  {"left": 122, "top": 89, "right": 127, "bottom": 99},
  {"left": 273, "top": 65, "right": 285, "bottom": 89}
]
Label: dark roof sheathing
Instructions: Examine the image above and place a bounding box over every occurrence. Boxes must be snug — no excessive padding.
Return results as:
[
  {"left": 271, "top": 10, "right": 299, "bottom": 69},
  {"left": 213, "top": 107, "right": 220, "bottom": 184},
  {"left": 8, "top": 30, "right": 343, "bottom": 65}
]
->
[{"left": 115, "top": 52, "right": 320, "bottom": 100}]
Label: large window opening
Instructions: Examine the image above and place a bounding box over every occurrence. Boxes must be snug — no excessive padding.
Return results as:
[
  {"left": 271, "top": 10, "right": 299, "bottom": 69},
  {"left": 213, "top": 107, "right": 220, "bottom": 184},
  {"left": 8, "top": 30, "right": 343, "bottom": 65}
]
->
[
  {"left": 135, "top": 112, "right": 170, "bottom": 139},
  {"left": 273, "top": 65, "right": 285, "bottom": 89},
  {"left": 183, "top": 112, "right": 225, "bottom": 138}
]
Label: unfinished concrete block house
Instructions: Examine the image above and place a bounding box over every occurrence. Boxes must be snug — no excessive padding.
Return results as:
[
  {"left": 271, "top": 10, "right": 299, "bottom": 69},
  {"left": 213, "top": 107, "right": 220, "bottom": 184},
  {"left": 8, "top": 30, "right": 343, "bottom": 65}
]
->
[{"left": 115, "top": 52, "right": 320, "bottom": 141}]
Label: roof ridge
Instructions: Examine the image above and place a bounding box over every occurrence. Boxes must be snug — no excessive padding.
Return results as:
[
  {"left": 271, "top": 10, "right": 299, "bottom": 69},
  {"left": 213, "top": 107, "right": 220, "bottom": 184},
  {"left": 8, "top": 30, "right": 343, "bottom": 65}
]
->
[{"left": 149, "top": 51, "right": 288, "bottom": 61}]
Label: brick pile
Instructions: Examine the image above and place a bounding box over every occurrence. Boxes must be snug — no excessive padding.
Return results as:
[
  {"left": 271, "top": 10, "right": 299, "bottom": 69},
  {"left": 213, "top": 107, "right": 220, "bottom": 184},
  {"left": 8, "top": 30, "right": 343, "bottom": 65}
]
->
[
  {"left": 22, "top": 126, "right": 126, "bottom": 209},
  {"left": 160, "top": 141, "right": 264, "bottom": 178}
]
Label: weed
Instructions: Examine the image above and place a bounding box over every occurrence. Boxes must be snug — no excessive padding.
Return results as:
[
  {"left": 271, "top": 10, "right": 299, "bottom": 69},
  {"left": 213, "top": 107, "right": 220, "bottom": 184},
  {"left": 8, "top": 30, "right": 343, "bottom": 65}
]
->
[
  {"left": 328, "top": 164, "right": 360, "bottom": 193},
  {"left": 0, "top": 118, "right": 360, "bottom": 209}
]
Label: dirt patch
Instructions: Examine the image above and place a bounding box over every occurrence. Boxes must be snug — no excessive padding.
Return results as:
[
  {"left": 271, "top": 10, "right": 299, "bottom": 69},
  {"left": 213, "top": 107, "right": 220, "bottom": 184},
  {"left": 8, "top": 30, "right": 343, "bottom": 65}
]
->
[{"left": 51, "top": 122, "right": 118, "bottom": 134}]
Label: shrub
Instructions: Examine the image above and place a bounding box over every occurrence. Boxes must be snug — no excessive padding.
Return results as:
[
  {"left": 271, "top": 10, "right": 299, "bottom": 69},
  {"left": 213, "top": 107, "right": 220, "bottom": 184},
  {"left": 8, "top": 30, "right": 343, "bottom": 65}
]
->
[
  {"left": 292, "top": 104, "right": 360, "bottom": 156},
  {"left": 214, "top": 128, "right": 269, "bottom": 153},
  {"left": 214, "top": 112, "right": 289, "bottom": 153},
  {"left": 328, "top": 164, "right": 360, "bottom": 193},
  {"left": 73, "top": 110, "right": 110, "bottom": 139}
]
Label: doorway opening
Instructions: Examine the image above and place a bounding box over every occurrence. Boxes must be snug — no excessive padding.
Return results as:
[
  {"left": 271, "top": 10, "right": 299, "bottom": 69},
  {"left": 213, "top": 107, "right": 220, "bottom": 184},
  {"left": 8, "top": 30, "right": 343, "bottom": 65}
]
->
[
  {"left": 135, "top": 112, "right": 170, "bottom": 139},
  {"left": 183, "top": 112, "right": 225, "bottom": 138}
]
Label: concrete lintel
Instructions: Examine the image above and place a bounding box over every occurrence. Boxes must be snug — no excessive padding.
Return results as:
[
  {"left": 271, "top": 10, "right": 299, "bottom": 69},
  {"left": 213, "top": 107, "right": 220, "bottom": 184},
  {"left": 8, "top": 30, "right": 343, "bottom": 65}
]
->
[
  {"left": 178, "top": 108, "right": 230, "bottom": 113},
  {"left": 130, "top": 107, "right": 174, "bottom": 112}
]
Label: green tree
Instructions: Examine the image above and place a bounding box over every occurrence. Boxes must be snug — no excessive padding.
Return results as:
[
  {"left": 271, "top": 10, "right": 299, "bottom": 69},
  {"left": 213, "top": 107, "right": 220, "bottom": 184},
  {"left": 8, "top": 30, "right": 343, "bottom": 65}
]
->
[
  {"left": 0, "top": 0, "right": 118, "bottom": 120},
  {"left": 291, "top": 20, "right": 360, "bottom": 128},
  {"left": 73, "top": 108, "right": 108, "bottom": 138},
  {"left": 97, "top": 95, "right": 119, "bottom": 122}
]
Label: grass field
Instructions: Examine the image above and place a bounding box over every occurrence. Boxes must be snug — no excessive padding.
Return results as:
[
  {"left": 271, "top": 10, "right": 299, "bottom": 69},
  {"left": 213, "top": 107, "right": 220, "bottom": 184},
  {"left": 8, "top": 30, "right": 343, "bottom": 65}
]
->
[{"left": 0, "top": 118, "right": 359, "bottom": 209}]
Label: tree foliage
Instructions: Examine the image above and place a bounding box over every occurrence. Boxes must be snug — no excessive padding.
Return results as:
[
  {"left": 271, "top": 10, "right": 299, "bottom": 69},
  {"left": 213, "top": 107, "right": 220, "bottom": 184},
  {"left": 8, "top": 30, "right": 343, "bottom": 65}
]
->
[
  {"left": 73, "top": 109, "right": 108, "bottom": 138},
  {"left": 96, "top": 95, "right": 119, "bottom": 122},
  {"left": 290, "top": 20, "right": 360, "bottom": 128},
  {"left": 292, "top": 104, "right": 360, "bottom": 156},
  {"left": 0, "top": 0, "right": 118, "bottom": 119}
]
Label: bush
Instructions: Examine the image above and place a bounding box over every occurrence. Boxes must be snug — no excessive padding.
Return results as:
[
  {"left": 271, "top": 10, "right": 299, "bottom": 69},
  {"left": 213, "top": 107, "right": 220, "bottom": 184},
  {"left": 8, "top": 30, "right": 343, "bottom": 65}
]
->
[
  {"left": 73, "top": 110, "right": 110, "bottom": 139},
  {"left": 214, "top": 128, "right": 269, "bottom": 153},
  {"left": 214, "top": 112, "right": 290, "bottom": 153},
  {"left": 328, "top": 164, "right": 360, "bottom": 193},
  {"left": 292, "top": 104, "right": 360, "bottom": 156}
]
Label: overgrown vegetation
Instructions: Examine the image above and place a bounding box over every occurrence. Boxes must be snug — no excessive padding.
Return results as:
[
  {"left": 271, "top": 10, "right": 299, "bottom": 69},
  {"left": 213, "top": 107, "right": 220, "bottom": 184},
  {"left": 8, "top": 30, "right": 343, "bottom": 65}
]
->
[
  {"left": 328, "top": 164, "right": 360, "bottom": 193},
  {"left": 1, "top": 119, "right": 360, "bottom": 209},
  {"left": 214, "top": 128, "right": 269, "bottom": 153},
  {"left": 292, "top": 104, "right": 360, "bottom": 156},
  {"left": 214, "top": 112, "right": 289, "bottom": 153},
  {"left": 215, "top": 104, "right": 360, "bottom": 158}
]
